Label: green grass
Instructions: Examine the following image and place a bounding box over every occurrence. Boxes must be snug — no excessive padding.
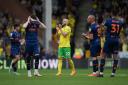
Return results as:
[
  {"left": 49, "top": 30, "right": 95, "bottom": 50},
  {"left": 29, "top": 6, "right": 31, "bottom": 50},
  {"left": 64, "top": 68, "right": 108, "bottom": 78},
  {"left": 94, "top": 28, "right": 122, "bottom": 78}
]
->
[{"left": 0, "top": 69, "right": 128, "bottom": 85}]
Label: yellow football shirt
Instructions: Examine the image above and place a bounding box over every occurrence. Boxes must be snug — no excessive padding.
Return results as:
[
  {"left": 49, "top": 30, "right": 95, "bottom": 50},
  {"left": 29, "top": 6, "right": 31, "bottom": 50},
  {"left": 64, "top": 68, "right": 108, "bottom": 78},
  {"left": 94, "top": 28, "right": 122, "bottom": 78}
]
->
[{"left": 58, "top": 25, "right": 71, "bottom": 48}]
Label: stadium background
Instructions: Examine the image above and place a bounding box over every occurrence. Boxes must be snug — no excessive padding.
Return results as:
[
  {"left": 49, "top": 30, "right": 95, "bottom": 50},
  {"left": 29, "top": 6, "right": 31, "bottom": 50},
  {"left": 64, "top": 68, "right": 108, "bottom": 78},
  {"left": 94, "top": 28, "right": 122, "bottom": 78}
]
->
[{"left": 0, "top": 0, "right": 128, "bottom": 69}]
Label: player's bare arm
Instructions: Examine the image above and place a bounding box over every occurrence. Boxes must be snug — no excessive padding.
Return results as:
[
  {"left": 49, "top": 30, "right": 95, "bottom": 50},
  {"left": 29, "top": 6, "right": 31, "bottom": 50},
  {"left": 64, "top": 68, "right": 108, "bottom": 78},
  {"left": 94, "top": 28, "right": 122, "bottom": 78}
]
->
[
  {"left": 23, "top": 16, "right": 31, "bottom": 28},
  {"left": 56, "top": 24, "right": 68, "bottom": 37},
  {"left": 19, "top": 39, "right": 25, "bottom": 45},
  {"left": 36, "top": 17, "right": 47, "bottom": 29},
  {"left": 81, "top": 32, "right": 93, "bottom": 40}
]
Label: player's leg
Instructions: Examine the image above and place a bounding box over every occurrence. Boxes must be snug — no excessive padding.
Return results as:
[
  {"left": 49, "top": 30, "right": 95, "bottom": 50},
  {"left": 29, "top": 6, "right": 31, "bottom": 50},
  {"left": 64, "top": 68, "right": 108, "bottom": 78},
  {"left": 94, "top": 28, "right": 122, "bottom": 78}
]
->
[
  {"left": 98, "top": 41, "right": 109, "bottom": 77},
  {"left": 9, "top": 55, "right": 14, "bottom": 72},
  {"left": 111, "top": 53, "right": 119, "bottom": 77},
  {"left": 9, "top": 48, "right": 20, "bottom": 75},
  {"left": 111, "top": 40, "right": 119, "bottom": 77},
  {"left": 99, "top": 37, "right": 106, "bottom": 77},
  {"left": 12, "top": 55, "right": 20, "bottom": 72},
  {"left": 26, "top": 53, "right": 32, "bottom": 77},
  {"left": 68, "top": 58, "right": 76, "bottom": 76},
  {"left": 98, "top": 39, "right": 113, "bottom": 77},
  {"left": 56, "top": 58, "right": 63, "bottom": 76},
  {"left": 98, "top": 52, "right": 106, "bottom": 77},
  {"left": 88, "top": 44, "right": 99, "bottom": 77},
  {"left": 33, "top": 54, "right": 42, "bottom": 76},
  {"left": 25, "top": 44, "right": 32, "bottom": 77},
  {"left": 10, "top": 55, "right": 20, "bottom": 72},
  {"left": 56, "top": 48, "right": 63, "bottom": 76},
  {"left": 33, "top": 44, "right": 42, "bottom": 77},
  {"left": 65, "top": 48, "right": 76, "bottom": 76},
  {"left": 88, "top": 57, "right": 98, "bottom": 76}
]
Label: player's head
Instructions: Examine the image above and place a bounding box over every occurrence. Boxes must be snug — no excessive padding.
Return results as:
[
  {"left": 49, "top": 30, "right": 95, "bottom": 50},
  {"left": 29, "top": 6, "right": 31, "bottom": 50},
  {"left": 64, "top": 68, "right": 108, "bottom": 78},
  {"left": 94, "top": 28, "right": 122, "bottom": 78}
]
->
[
  {"left": 62, "top": 18, "right": 69, "bottom": 26},
  {"left": 87, "top": 15, "right": 95, "bottom": 24},
  {"left": 111, "top": 9, "right": 118, "bottom": 17},
  {"left": 14, "top": 24, "right": 20, "bottom": 31},
  {"left": 30, "top": 14, "right": 37, "bottom": 21}
]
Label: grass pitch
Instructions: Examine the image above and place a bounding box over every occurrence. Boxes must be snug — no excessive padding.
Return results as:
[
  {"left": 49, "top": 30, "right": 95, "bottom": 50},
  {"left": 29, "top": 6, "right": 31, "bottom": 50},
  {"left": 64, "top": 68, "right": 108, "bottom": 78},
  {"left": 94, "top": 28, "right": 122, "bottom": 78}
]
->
[{"left": 0, "top": 69, "right": 127, "bottom": 85}]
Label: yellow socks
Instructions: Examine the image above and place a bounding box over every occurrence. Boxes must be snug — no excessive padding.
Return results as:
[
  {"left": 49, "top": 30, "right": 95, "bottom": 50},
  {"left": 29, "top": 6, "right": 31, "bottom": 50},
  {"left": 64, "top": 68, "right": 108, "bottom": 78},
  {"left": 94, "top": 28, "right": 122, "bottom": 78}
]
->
[
  {"left": 69, "top": 59, "right": 76, "bottom": 76},
  {"left": 57, "top": 58, "right": 76, "bottom": 76},
  {"left": 69, "top": 59, "right": 75, "bottom": 71},
  {"left": 57, "top": 59, "right": 63, "bottom": 74}
]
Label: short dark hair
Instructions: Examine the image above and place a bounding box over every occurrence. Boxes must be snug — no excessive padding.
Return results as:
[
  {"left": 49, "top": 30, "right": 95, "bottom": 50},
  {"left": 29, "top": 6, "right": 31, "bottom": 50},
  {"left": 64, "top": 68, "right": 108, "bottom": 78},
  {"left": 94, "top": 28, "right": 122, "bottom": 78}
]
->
[
  {"left": 30, "top": 14, "right": 37, "bottom": 20},
  {"left": 112, "top": 9, "right": 118, "bottom": 16},
  {"left": 14, "top": 24, "right": 19, "bottom": 29}
]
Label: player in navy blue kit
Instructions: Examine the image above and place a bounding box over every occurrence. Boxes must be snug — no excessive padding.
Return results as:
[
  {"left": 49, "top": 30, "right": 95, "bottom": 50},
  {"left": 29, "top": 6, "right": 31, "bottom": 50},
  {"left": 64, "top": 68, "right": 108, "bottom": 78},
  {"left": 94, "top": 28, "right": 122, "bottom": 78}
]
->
[
  {"left": 9, "top": 24, "right": 23, "bottom": 75},
  {"left": 98, "top": 11, "right": 124, "bottom": 77},
  {"left": 23, "top": 15, "right": 46, "bottom": 77},
  {"left": 82, "top": 15, "right": 101, "bottom": 77}
]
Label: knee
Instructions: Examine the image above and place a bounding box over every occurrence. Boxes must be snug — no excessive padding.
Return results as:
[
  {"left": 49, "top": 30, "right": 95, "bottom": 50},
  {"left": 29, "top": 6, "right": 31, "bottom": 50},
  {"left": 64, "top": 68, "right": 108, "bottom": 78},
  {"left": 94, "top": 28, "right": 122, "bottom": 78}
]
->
[
  {"left": 93, "top": 57, "right": 97, "bottom": 60},
  {"left": 34, "top": 55, "right": 39, "bottom": 61},
  {"left": 16, "top": 55, "right": 20, "bottom": 60},
  {"left": 17, "top": 57, "right": 20, "bottom": 60},
  {"left": 58, "top": 58, "right": 63, "bottom": 60},
  {"left": 113, "top": 54, "right": 119, "bottom": 60}
]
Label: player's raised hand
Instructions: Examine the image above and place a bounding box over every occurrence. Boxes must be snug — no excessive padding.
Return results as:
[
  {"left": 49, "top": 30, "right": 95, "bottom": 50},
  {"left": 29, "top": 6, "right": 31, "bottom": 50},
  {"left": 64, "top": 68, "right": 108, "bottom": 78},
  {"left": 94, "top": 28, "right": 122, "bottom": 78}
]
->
[
  {"left": 36, "top": 17, "right": 40, "bottom": 22},
  {"left": 81, "top": 33, "right": 87, "bottom": 38},
  {"left": 35, "top": 17, "right": 47, "bottom": 29},
  {"left": 81, "top": 33, "right": 93, "bottom": 39},
  {"left": 27, "top": 16, "right": 31, "bottom": 22},
  {"left": 20, "top": 39, "right": 25, "bottom": 45},
  {"left": 58, "top": 24, "right": 62, "bottom": 28},
  {"left": 56, "top": 25, "right": 60, "bottom": 31},
  {"left": 56, "top": 24, "right": 61, "bottom": 30},
  {"left": 23, "top": 16, "right": 31, "bottom": 28}
]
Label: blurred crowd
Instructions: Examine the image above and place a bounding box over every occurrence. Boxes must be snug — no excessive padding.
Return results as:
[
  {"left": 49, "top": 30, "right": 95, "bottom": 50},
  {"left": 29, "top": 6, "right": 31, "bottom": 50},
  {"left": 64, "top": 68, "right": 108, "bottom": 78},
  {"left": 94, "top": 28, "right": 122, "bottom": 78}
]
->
[
  {"left": 19, "top": 0, "right": 44, "bottom": 21},
  {"left": 1, "top": 0, "right": 128, "bottom": 60}
]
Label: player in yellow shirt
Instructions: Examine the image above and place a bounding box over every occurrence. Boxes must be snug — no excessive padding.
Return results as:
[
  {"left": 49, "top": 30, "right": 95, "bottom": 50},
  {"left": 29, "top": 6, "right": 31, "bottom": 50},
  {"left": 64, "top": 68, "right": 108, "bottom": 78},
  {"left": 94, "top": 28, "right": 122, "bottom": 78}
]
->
[{"left": 56, "top": 18, "right": 76, "bottom": 76}]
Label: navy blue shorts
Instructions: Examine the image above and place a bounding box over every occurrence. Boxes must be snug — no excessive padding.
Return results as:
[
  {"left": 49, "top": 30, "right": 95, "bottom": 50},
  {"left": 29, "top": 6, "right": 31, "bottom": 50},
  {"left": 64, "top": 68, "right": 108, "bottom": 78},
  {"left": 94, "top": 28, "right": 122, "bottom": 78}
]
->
[
  {"left": 11, "top": 46, "right": 20, "bottom": 57},
  {"left": 90, "top": 39, "right": 101, "bottom": 57},
  {"left": 25, "top": 42, "right": 39, "bottom": 56},
  {"left": 103, "top": 38, "right": 119, "bottom": 54}
]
